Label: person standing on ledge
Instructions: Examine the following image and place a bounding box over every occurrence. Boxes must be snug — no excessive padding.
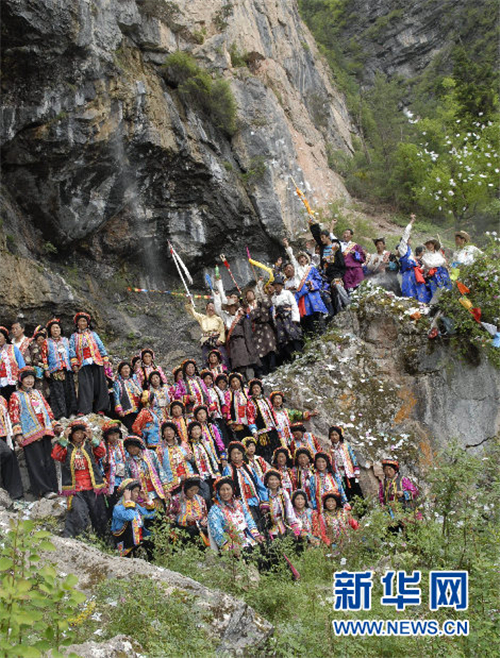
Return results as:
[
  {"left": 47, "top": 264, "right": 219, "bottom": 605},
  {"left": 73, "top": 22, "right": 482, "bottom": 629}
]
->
[{"left": 69, "top": 311, "right": 110, "bottom": 415}]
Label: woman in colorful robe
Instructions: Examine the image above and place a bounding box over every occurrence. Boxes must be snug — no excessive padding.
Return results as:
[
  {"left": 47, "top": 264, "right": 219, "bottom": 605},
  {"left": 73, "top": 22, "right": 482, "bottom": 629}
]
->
[
  {"left": 309, "top": 452, "right": 348, "bottom": 512},
  {"left": 111, "top": 479, "right": 155, "bottom": 558},
  {"left": 101, "top": 420, "right": 127, "bottom": 513},
  {"left": 158, "top": 421, "right": 193, "bottom": 494},
  {"left": 148, "top": 371, "right": 171, "bottom": 422},
  {"left": 291, "top": 447, "right": 315, "bottom": 503},
  {"left": 208, "top": 476, "right": 264, "bottom": 555},
  {"left": 0, "top": 326, "right": 25, "bottom": 401},
  {"left": 397, "top": 216, "right": 431, "bottom": 303},
  {"left": 206, "top": 349, "right": 228, "bottom": 378},
  {"left": 246, "top": 379, "right": 281, "bottom": 463},
  {"left": 320, "top": 492, "right": 359, "bottom": 546},
  {"left": 379, "top": 459, "right": 420, "bottom": 519},
  {"left": 193, "top": 404, "right": 227, "bottom": 462},
  {"left": 51, "top": 420, "right": 107, "bottom": 538},
  {"left": 169, "top": 400, "right": 190, "bottom": 446},
  {"left": 200, "top": 369, "right": 230, "bottom": 448},
  {"left": 222, "top": 441, "right": 268, "bottom": 532},
  {"left": 112, "top": 361, "right": 142, "bottom": 432},
  {"left": 132, "top": 391, "right": 161, "bottom": 450},
  {"left": 188, "top": 421, "right": 220, "bottom": 505},
  {"left": 291, "top": 490, "right": 325, "bottom": 546},
  {"left": 169, "top": 476, "right": 209, "bottom": 543},
  {"left": 328, "top": 426, "right": 364, "bottom": 501},
  {"left": 123, "top": 435, "right": 167, "bottom": 509},
  {"left": 174, "top": 359, "right": 210, "bottom": 416},
  {"left": 0, "top": 395, "right": 23, "bottom": 500},
  {"left": 264, "top": 469, "right": 302, "bottom": 541},
  {"left": 225, "top": 373, "right": 250, "bottom": 440},
  {"left": 28, "top": 327, "right": 49, "bottom": 397},
  {"left": 242, "top": 436, "right": 270, "bottom": 481},
  {"left": 289, "top": 422, "right": 321, "bottom": 457},
  {"left": 41, "top": 319, "right": 77, "bottom": 420},
  {"left": 69, "top": 312, "right": 109, "bottom": 415},
  {"left": 9, "top": 366, "right": 60, "bottom": 497},
  {"left": 134, "top": 348, "right": 168, "bottom": 390},
  {"left": 269, "top": 390, "right": 318, "bottom": 449},
  {"left": 271, "top": 447, "right": 294, "bottom": 498}
]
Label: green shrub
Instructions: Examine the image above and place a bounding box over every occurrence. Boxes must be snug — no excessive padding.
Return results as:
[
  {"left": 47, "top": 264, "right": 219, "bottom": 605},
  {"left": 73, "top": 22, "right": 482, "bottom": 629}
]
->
[
  {"left": 73, "top": 576, "right": 216, "bottom": 657},
  {"left": 0, "top": 519, "right": 86, "bottom": 657},
  {"left": 436, "top": 236, "right": 500, "bottom": 368},
  {"left": 163, "top": 51, "right": 238, "bottom": 135}
]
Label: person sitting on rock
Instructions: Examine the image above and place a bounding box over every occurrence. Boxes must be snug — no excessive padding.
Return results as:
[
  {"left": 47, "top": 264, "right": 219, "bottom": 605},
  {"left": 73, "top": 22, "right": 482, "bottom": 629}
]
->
[
  {"left": 51, "top": 419, "right": 107, "bottom": 538},
  {"left": 69, "top": 312, "right": 110, "bottom": 415},
  {"left": 0, "top": 394, "right": 24, "bottom": 500},
  {"left": 111, "top": 478, "right": 156, "bottom": 558},
  {"left": 9, "top": 366, "right": 61, "bottom": 499},
  {"left": 169, "top": 476, "right": 209, "bottom": 545}
]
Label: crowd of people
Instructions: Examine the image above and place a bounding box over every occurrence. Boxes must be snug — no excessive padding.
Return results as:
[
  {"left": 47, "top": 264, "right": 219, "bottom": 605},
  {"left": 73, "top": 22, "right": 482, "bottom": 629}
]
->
[{"left": 0, "top": 214, "right": 479, "bottom": 570}]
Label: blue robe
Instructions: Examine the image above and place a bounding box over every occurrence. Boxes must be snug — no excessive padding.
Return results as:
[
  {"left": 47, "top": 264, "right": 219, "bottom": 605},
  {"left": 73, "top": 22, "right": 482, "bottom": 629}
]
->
[
  {"left": 399, "top": 247, "right": 431, "bottom": 304},
  {"left": 295, "top": 267, "right": 328, "bottom": 317},
  {"left": 427, "top": 266, "right": 452, "bottom": 296}
]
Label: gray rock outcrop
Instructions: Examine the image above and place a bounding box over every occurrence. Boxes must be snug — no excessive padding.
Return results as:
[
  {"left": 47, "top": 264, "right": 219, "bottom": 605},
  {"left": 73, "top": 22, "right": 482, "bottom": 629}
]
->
[{"left": 1, "top": 0, "right": 353, "bottom": 281}]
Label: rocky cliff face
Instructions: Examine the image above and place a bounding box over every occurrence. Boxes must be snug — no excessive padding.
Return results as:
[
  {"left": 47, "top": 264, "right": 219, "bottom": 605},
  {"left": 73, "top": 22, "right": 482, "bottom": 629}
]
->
[
  {"left": 268, "top": 286, "right": 500, "bottom": 493},
  {"left": 310, "top": 0, "right": 493, "bottom": 86},
  {"left": 1, "top": 0, "right": 353, "bottom": 284}
]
